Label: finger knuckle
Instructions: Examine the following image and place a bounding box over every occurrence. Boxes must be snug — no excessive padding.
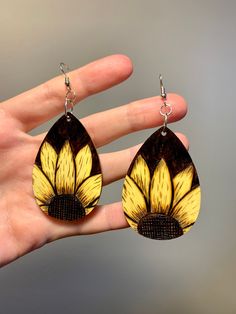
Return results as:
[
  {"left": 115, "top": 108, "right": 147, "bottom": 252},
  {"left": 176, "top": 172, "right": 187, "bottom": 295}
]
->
[{"left": 126, "top": 102, "right": 146, "bottom": 133}]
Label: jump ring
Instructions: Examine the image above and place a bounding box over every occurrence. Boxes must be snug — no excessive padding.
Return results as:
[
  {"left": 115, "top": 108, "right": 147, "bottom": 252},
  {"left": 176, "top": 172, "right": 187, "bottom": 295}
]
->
[{"left": 160, "top": 103, "right": 172, "bottom": 116}]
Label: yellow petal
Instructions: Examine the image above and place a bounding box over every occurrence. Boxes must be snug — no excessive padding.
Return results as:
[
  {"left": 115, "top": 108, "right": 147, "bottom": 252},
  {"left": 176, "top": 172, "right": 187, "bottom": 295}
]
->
[
  {"left": 55, "top": 141, "right": 75, "bottom": 194},
  {"left": 39, "top": 205, "right": 49, "bottom": 214},
  {"left": 32, "top": 165, "right": 55, "bottom": 203},
  {"left": 76, "top": 174, "right": 102, "bottom": 214},
  {"left": 173, "top": 165, "right": 194, "bottom": 207},
  {"left": 122, "top": 175, "right": 147, "bottom": 223},
  {"left": 183, "top": 226, "right": 192, "bottom": 234},
  {"left": 150, "top": 159, "right": 172, "bottom": 214},
  {"left": 75, "top": 144, "right": 92, "bottom": 189},
  {"left": 130, "top": 155, "right": 150, "bottom": 201},
  {"left": 40, "top": 141, "right": 57, "bottom": 187},
  {"left": 125, "top": 216, "right": 138, "bottom": 231},
  {"left": 35, "top": 199, "right": 45, "bottom": 206},
  {"left": 171, "top": 186, "right": 201, "bottom": 229}
]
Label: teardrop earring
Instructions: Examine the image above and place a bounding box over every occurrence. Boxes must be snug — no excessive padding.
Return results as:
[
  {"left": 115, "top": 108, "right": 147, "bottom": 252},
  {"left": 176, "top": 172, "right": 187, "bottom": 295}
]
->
[
  {"left": 122, "top": 75, "right": 201, "bottom": 240},
  {"left": 32, "top": 63, "right": 102, "bottom": 221}
]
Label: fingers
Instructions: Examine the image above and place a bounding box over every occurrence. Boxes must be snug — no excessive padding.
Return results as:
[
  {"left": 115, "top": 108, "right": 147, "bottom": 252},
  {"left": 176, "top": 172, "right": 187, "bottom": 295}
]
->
[
  {"left": 100, "top": 132, "right": 188, "bottom": 185},
  {"left": 48, "top": 202, "right": 128, "bottom": 241},
  {"left": 1, "top": 54, "right": 133, "bottom": 132},
  {"left": 83, "top": 93, "right": 187, "bottom": 147},
  {"left": 34, "top": 93, "right": 187, "bottom": 148},
  {"left": 101, "top": 144, "right": 141, "bottom": 185}
]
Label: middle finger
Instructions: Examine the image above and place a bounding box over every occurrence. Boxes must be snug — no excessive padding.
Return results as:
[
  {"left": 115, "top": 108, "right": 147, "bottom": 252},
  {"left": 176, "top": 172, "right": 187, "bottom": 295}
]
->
[{"left": 34, "top": 93, "right": 187, "bottom": 148}]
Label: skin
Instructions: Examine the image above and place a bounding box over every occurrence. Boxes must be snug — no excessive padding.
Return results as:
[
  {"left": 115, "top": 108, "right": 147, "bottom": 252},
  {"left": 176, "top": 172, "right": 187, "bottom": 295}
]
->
[{"left": 0, "top": 54, "right": 188, "bottom": 267}]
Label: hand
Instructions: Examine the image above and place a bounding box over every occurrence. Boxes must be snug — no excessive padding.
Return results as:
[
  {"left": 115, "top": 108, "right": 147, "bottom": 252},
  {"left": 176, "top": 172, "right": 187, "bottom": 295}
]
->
[{"left": 0, "top": 55, "right": 187, "bottom": 267}]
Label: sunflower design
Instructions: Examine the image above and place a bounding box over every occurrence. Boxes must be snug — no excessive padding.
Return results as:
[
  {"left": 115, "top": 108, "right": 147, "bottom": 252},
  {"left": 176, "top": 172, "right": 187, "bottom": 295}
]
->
[
  {"left": 33, "top": 140, "right": 102, "bottom": 221},
  {"left": 122, "top": 155, "right": 201, "bottom": 240}
]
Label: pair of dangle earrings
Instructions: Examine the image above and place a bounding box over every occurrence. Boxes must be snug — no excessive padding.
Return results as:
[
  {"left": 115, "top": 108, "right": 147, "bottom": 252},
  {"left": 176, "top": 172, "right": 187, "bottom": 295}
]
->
[{"left": 32, "top": 64, "right": 201, "bottom": 240}]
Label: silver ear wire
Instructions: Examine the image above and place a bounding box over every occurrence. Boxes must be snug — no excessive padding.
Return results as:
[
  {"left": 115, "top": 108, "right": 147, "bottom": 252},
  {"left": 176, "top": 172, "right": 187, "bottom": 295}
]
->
[
  {"left": 59, "top": 63, "right": 76, "bottom": 120},
  {"left": 159, "top": 74, "right": 172, "bottom": 135},
  {"left": 159, "top": 74, "right": 167, "bottom": 99}
]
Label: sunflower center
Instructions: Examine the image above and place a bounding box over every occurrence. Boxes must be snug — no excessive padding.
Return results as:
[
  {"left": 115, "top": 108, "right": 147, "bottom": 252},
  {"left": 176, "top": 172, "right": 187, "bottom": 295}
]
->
[
  {"left": 48, "top": 194, "right": 85, "bottom": 221},
  {"left": 137, "top": 213, "right": 183, "bottom": 240}
]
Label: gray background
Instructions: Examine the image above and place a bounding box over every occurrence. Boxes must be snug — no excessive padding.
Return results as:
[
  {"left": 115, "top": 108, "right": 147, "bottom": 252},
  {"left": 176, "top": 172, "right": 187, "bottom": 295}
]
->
[{"left": 0, "top": 0, "right": 235, "bottom": 313}]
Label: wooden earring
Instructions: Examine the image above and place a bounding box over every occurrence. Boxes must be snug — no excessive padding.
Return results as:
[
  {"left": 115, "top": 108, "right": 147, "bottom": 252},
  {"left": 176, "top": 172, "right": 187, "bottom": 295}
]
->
[
  {"left": 32, "top": 63, "right": 102, "bottom": 221},
  {"left": 122, "top": 75, "right": 201, "bottom": 240}
]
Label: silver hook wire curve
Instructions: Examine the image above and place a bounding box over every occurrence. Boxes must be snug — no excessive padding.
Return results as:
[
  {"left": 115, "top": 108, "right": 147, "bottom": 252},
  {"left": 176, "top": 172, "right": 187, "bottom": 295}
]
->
[{"left": 159, "top": 74, "right": 172, "bottom": 134}]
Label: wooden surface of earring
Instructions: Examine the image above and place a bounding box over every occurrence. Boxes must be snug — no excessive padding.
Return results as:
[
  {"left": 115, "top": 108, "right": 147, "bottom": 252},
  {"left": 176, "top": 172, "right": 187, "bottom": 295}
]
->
[{"left": 122, "top": 75, "right": 201, "bottom": 240}]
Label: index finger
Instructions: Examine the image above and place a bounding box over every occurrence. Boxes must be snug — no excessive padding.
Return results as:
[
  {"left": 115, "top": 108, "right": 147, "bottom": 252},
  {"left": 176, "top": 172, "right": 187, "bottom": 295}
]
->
[{"left": 1, "top": 54, "right": 133, "bottom": 132}]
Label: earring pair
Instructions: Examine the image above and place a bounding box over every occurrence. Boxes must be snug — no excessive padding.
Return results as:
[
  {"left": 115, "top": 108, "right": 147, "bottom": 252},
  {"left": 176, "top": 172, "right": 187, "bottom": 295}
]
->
[{"left": 32, "top": 64, "right": 201, "bottom": 240}]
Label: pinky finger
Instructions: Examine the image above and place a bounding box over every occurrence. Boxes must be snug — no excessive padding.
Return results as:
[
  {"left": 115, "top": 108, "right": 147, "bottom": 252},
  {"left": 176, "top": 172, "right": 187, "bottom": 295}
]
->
[{"left": 48, "top": 202, "right": 128, "bottom": 241}]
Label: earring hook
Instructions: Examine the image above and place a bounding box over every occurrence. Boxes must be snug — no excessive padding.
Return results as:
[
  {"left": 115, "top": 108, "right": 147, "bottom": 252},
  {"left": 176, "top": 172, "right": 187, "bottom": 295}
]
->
[
  {"left": 59, "top": 62, "right": 70, "bottom": 88},
  {"left": 159, "top": 74, "right": 167, "bottom": 100},
  {"left": 59, "top": 62, "right": 76, "bottom": 120}
]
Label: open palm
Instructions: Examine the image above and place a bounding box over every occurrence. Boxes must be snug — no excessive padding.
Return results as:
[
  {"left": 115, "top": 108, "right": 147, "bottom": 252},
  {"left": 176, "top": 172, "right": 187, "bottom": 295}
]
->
[{"left": 0, "top": 55, "right": 187, "bottom": 267}]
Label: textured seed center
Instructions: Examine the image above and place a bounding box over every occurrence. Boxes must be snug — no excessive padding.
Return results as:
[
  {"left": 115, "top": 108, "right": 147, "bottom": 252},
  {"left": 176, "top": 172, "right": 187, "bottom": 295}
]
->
[
  {"left": 48, "top": 194, "right": 85, "bottom": 221},
  {"left": 137, "top": 213, "right": 183, "bottom": 240}
]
